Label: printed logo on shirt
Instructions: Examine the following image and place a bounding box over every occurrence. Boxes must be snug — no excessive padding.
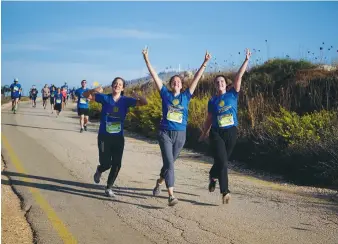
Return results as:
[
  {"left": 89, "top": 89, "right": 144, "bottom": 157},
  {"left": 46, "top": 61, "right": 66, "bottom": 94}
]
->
[
  {"left": 218, "top": 105, "right": 232, "bottom": 113},
  {"left": 113, "top": 106, "right": 119, "bottom": 113},
  {"left": 172, "top": 99, "right": 179, "bottom": 106},
  {"left": 218, "top": 100, "right": 225, "bottom": 107}
]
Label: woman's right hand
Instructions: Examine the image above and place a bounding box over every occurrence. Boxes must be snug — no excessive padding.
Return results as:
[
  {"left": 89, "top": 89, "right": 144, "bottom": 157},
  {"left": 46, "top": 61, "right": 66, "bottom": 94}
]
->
[
  {"left": 142, "top": 46, "right": 149, "bottom": 61},
  {"left": 94, "top": 86, "right": 103, "bottom": 93}
]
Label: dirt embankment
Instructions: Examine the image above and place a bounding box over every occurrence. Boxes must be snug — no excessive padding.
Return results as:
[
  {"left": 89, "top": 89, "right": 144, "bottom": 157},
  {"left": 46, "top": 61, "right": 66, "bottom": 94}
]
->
[{"left": 1, "top": 159, "right": 34, "bottom": 244}]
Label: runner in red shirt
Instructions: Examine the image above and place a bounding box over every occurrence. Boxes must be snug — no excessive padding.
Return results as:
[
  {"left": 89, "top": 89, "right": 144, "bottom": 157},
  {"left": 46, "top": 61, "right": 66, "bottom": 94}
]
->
[{"left": 61, "top": 87, "right": 67, "bottom": 109}]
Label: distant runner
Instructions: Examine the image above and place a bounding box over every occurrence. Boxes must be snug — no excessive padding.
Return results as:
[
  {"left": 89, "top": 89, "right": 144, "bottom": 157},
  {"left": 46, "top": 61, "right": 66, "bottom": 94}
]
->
[
  {"left": 42, "top": 84, "right": 50, "bottom": 109},
  {"left": 18, "top": 88, "right": 22, "bottom": 103},
  {"left": 54, "top": 87, "right": 63, "bottom": 117},
  {"left": 75, "top": 80, "right": 90, "bottom": 133},
  {"left": 50, "top": 86, "right": 56, "bottom": 114},
  {"left": 10, "top": 78, "right": 21, "bottom": 113},
  {"left": 61, "top": 82, "right": 69, "bottom": 107},
  {"left": 30, "top": 85, "right": 38, "bottom": 107},
  {"left": 61, "top": 88, "right": 67, "bottom": 109},
  {"left": 83, "top": 77, "right": 148, "bottom": 198}
]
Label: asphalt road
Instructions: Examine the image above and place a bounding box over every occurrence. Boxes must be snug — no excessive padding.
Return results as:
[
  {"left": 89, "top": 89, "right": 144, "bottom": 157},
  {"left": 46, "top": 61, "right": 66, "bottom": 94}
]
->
[{"left": 1, "top": 101, "right": 338, "bottom": 244}]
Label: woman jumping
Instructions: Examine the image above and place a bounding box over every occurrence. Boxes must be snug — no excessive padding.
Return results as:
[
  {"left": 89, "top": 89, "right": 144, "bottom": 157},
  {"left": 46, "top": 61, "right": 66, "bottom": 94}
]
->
[{"left": 142, "top": 47, "right": 211, "bottom": 206}]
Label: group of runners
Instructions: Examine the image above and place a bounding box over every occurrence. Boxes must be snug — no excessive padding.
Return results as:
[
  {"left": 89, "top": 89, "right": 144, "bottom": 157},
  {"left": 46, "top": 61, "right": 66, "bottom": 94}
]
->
[
  {"left": 9, "top": 47, "right": 251, "bottom": 206},
  {"left": 28, "top": 83, "right": 77, "bottom": 112}
]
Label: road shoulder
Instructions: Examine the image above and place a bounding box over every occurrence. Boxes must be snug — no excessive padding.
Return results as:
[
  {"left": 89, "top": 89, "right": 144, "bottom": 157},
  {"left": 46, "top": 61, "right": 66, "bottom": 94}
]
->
[{"left": 1, "top": 157, "right": 34, "bottom": 244}]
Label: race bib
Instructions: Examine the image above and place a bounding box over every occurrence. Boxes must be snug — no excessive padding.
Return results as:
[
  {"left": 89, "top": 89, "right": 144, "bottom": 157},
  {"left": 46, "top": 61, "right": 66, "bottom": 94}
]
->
[
  {"left": 218, "top": 114, "right": 234, "bottom": 127},
  {"left": 13, "top": 86, "right": 19, "bottom": 91},
  {"left": 80, "top": 98, "right": 87, "bottom": 104},
  {"left": 167, "top": 109, "right": 183, "bottom": 123},
  {"left": 106, "top": 122, "right": 121, "bottom": 134},
  {"left": 56, "top": 99, "right": 62, "bottom": 104}
]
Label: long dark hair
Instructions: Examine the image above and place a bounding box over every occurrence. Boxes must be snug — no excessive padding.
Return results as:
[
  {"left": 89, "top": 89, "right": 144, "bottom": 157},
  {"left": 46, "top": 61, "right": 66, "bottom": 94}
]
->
[
  {"left": 112, "top": 77, "right": 126, "bottom": 96},
  {"left": 214, "top": 75, "right": 232, "bottom": 85}
]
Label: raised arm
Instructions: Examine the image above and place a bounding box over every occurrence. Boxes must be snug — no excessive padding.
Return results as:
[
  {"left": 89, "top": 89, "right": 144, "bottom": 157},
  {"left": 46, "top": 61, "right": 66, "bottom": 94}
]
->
[
  {"left": 233, "top": 48, "right": 251, "bottom": 92},
  {"left": 83, "top": 86, "right": 103, "bottom": 101},
  {"left": 189, "top": 51, "right": 211, "bottom": 95},
  {"left": 142, "top": 47, "right": 163, "bottom": 92},
  {"left": 198, "top": 112, "right": 213, "bottom": 142}
]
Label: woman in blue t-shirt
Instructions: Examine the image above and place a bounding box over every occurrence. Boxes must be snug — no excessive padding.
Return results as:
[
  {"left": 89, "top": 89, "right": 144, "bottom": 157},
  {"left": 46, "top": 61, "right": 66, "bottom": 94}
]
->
[
  {"left": 83, "top": 77, "right": 148, "bottom": 198},
  {"left": 54, "top": 87, "right": 64, "bottom": 117},
  {"left": 142, "top": 47, "right": 211, "bottom": 206},
  {"left": 199, "top": 49, "right": 252, "bottom": 204}
]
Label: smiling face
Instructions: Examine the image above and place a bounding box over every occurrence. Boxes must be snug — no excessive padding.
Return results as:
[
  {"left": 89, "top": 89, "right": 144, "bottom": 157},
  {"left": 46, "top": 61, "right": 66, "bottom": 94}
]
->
[
  {"left": 214, "top": 75, "right": 227, "bottom": 93},
  {"left": 111, "top": 78, "right": 125, "bottom": 95},
  {"left": 170, "top": 75, "right": 182, "bottom": 94}
]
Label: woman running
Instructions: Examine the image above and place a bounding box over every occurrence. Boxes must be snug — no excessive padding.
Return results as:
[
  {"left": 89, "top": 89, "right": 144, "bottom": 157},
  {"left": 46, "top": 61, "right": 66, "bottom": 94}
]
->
[
  {"left": 199, "top": 48, "right": 251, "bottom": 204},
  {"left": 54, "top": 87, "right": 63, "bottom": 117},
  {"left": 61, "top": 87, "right": 67, "bottom": 109},
  {"left": 83, "top": 77, "right": 148, "bottom": 197},
  {"left": 50, "top": 86, "right": 56, "bottom": 114},
  {"left": 142, "top": 47, "right": 211, "bottom": 206}
]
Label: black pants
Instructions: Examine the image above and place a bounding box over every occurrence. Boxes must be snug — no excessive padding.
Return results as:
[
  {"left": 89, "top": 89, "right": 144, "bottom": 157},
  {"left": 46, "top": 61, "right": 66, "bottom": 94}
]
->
[
  {"left": 97, "top": 134, "right": 125, "bottom": 188},
  {"left": 209, "top": 126, "right": 237, "bottom": 194}
]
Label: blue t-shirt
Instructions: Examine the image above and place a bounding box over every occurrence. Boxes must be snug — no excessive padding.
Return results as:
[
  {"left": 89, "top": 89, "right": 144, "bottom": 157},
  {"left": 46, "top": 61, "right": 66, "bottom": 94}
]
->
[
  {"left": 50, "top": 91, "right": 56, "bottom": 99},
  {"left": 159, "top": 86, "right": 192, "bottom": 131},
  {"left": 208, "top": 88, "right": 238, "bottom": 129},
  {"left": 10, "top": 83, "right": 21, "bottom": 98},
  {"left": 75, "top": 88, "right": 89, "bottom": 109},
  {"left": 95, "top": 93, "right": 137, "bottom": 136},
  {"left": 55, "top": 93, "right": 63, "bottom": 104}
]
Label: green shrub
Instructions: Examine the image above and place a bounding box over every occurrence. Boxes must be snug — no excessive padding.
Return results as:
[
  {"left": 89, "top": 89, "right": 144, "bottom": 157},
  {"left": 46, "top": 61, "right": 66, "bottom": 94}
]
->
[
  {"left": 233, "top": 108, "right": 338, "bottom": 185},
  {"left": 264, "top": 107, "right": 337, "bottom": 145},
  {"left": 125, "top": 90, "right": 162, "bottom": 137},
  {"left": 89, "top": 100, "right": 102, "bottom": 118}
]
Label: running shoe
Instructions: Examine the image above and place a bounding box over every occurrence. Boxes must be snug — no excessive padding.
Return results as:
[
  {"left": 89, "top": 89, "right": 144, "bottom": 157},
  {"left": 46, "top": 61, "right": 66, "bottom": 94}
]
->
[
  {"left": 168, "top": 196, "right": 178, "bottom": 206},
  {"left": 94, "top": 166, "right": 102, "bottom": 184}
]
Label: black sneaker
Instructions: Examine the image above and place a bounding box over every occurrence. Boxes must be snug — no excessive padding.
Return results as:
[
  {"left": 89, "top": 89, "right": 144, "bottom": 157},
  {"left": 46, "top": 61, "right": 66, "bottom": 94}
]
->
[
  {"left": 94, "top": 166, "right": 102, "bottom": 184},
  {"left": 208, "top": 178, "right": 216, "bottom": 192},
  {"left": 84, "top": 125, "right": 87, "bottom": 131},
  {"left": 80, "top": 128, "right": 84, "bottom": 133},
  {"left": 168, "top": 196, "right": 178, "bottom": 206}
]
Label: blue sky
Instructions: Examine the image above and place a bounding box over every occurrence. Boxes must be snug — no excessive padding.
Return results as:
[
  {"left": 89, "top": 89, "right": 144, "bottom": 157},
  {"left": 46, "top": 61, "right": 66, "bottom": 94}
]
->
[{"left": 1, "top": 1, "right": 338, "bottom": 94}]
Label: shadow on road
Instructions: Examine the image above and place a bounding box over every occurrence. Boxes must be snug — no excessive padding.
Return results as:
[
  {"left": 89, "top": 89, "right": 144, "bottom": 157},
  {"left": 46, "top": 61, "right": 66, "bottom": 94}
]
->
[
  {"left": 4, "top": 111, "right": 53, "bottom": 118},
  {"left": 2, "top": 171, "right": 218, "bottom": 208},
  {"left": 2, "top": 123, "right": 78, "bottom": 133}
]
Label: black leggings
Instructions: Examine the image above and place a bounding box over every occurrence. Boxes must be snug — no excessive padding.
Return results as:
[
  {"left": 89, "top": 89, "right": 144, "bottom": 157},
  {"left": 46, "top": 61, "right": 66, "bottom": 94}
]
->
[
  {"left": 209, "top": 126, "right": 237, "bottom": 194},
  {"left": 97, "top": 134, "right": 125, "bottom": 188}
]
